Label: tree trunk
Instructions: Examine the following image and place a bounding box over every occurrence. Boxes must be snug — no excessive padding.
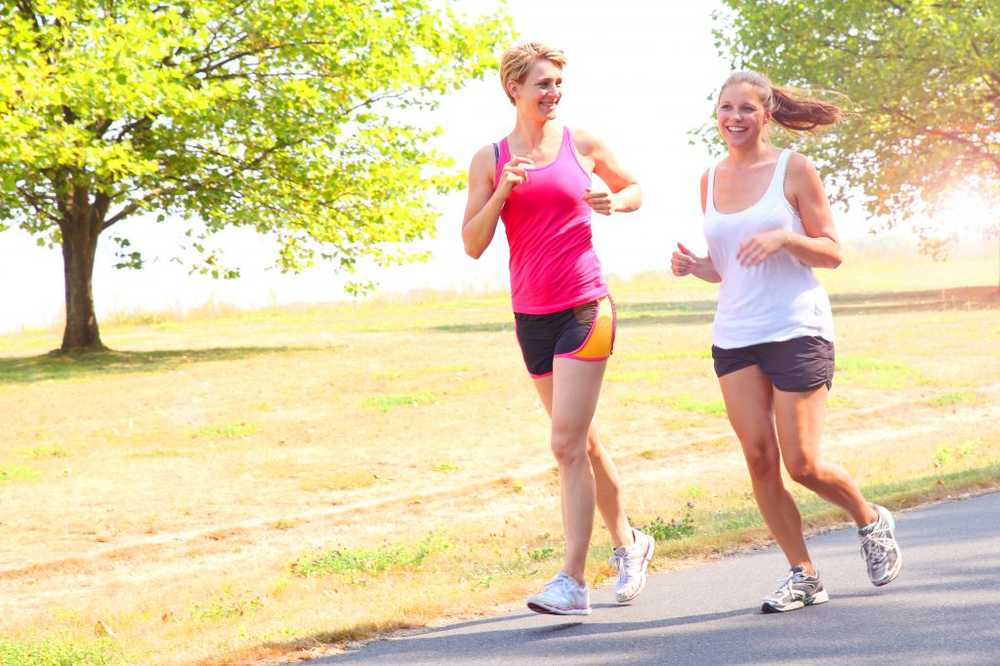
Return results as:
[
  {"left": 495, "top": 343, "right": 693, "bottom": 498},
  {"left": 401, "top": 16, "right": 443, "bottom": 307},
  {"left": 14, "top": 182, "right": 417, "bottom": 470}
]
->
[{"left": 59, "top": 187, "right": 108, "bottom": 352}]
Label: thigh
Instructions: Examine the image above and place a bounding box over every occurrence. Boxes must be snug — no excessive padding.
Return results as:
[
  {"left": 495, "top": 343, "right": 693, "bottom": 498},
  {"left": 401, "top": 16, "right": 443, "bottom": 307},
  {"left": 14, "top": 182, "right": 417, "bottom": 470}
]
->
[
  {"left": 550, "top": 356, "right": 606, "bottom": 439},
  {"left": 532, "top": 374, "right": 554, "bottom": 416},
  {"left": 773, "top": 385, "right": 828, "bottom": 467},
  {"left": 718, "top": 364, "right": 779, "bottom": 458}
]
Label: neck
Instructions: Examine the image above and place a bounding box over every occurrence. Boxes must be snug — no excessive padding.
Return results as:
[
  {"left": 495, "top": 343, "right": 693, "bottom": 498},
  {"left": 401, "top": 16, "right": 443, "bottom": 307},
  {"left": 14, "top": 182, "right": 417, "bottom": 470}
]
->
[
  {"left": 512, "top": 114, "right": 558, "bottom": 148},
  {"left": 726, "top": 139, "right": 771, "bottom": 167}
]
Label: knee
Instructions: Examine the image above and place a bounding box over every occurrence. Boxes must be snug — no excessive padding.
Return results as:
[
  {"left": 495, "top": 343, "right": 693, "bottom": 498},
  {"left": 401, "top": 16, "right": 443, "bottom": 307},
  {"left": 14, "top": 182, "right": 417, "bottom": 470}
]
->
[
  {"left": 786, "top": 458, "right": 820, "bottom": 486},
  {"left": 551, "top": 429, "right": 588, "bottom": 467},
  {"left": 743, "top": 443, "right": 780, "bottom": 481}
]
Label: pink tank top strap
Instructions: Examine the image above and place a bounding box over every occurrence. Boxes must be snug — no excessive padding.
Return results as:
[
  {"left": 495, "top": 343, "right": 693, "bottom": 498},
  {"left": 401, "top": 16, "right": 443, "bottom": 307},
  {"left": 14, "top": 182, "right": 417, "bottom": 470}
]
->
[{"left": 493, "top": 138, "right": 511, "bottom": 188}]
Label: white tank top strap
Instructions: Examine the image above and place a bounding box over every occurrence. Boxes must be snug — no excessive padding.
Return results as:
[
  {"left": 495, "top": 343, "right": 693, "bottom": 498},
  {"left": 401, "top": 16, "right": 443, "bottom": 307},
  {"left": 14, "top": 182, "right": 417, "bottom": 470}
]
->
[
  {"left": 767, "top": 149, "right": 793, "bottom": 198},
  {"left": 705, "top": 166, "right": 718, "bottom": 214}
]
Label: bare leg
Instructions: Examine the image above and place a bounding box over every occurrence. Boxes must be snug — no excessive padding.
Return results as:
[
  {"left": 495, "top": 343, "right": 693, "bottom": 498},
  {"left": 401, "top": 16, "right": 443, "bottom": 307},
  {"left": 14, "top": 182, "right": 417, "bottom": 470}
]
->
[
  {"left": 774, "top": 386, "right": 878, "bottom": 527},
  {"left": 545, "top": 356, "right": 607, "bottom": 584},
  {"left": 532, "top": 375, "right": 634, "bottom": 550},
  {"left": 719, "top": 365, "right": 814, "bottom": 573}
]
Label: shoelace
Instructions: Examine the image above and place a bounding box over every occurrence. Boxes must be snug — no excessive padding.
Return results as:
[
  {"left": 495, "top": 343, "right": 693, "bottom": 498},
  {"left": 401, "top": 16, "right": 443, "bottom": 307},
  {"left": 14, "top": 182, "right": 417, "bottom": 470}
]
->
[
  {"left": 770, "top": 570, "right": 797, "bottom": 599},
  {"left": 608, "top": 552, "right": 627, "bottom": 585},
  {"left": 546, "top": 573, "right": 579, "bottom": 597},
  {"left": 860, "top": 527, "right": 894, "bottom": 566}
]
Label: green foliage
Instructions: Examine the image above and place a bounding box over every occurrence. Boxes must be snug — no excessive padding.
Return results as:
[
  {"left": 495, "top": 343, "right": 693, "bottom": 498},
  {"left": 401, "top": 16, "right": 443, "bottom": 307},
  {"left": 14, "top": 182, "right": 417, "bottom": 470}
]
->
[
  {"left": 711, "top": 1, "right": 999, "bottom": 226},
  {"left": 642, "top": 513, "right": 696, "bottom": 542},
  {"left": 0, "top": 0, "right": 513, "bottom": 328},
  {"left": 292, "top": 533, "right": 450, "bottom": 577},
  {"left": 0, "top": 465, "right": 41, "bottom": 482},
  {"left": 363, "top": 391, "right": 436, "bottom": 412},
  {"left": 0, "top": 638, "right": 120, "bottom": 666}
]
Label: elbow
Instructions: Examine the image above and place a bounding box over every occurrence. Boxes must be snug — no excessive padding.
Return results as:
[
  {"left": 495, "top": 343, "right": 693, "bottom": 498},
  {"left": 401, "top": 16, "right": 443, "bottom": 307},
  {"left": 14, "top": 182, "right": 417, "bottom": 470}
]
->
[
  {"left": 827, "top": 246, "right": 843, "bottom": 269},
  {"left": 464, "top": 243, "right": 483, "bottom": 260}
]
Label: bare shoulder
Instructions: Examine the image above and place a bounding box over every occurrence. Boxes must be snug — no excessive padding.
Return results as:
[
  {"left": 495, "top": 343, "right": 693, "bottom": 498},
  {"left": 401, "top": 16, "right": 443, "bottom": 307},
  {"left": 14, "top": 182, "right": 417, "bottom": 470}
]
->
[
  {"left": 470, "top": 143, "right": 497, "bottom": 169},
  {"left": 786, "top": 151, "right": 821, "bottom": 181},
  {"left": 569, "top": 127, "right": 604, "bottom": 157}
]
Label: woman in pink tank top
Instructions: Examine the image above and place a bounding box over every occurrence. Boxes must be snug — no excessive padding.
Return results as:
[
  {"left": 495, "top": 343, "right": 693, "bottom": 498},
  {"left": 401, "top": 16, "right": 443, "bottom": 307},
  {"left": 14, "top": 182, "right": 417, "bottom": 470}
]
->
[{"left": 462, "top": 42, "right": 651, "bottom": 615}]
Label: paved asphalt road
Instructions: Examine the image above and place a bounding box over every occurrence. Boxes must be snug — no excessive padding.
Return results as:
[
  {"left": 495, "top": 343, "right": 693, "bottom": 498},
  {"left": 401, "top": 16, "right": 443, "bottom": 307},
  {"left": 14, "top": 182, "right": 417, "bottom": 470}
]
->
[{"left": 305, "top": 492, "right": 1000, "bottom": 665}]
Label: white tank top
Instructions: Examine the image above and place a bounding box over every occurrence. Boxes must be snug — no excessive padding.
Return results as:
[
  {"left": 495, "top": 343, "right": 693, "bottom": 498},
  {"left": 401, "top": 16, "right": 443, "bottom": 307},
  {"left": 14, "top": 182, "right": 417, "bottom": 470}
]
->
[{"left": 703, "top": 149, "right": 834, "bottom": 349}]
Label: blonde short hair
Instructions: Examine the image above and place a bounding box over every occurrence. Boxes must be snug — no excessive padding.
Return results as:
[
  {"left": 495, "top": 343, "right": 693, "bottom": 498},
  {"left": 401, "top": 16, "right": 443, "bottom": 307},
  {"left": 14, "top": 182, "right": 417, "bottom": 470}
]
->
[{"left": 499, "top": 42, "right": 567, "bottom": 105}]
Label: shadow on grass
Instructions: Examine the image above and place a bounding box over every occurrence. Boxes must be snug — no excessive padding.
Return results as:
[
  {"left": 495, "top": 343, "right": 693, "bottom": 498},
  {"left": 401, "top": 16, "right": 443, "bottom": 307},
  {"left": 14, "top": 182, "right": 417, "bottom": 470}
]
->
[
  {"left": 429, "top": 286, "right": 999, "bottom": 333},
  {"left": 0, "top": 345, "right": 335, "bottom": 385}
]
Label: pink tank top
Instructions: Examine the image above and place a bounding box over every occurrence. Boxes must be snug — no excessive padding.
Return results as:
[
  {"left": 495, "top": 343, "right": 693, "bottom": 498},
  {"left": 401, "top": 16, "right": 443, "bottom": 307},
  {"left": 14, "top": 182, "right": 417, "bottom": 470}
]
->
[{"left": 494, "top": 127, "right": 608, "bottom": 314}]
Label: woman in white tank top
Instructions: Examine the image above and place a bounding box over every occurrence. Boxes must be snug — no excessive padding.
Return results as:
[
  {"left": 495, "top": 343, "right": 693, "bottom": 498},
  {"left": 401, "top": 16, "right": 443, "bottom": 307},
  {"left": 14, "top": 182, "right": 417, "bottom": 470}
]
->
[{"left": 672, "top": 71, "right": 902, "bottom": 613}]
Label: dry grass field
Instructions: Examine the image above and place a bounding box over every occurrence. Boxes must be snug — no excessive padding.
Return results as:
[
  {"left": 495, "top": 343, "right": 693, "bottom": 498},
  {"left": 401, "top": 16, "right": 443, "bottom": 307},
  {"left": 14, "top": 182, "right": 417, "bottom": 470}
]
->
[{"left": 1, "top": 247, "right": 998, "bottom": 665}]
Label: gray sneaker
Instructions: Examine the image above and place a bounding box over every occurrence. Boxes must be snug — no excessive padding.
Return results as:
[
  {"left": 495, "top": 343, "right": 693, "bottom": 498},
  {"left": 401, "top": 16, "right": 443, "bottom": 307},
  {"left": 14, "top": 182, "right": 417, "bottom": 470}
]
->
[
  {"left": 526, "top": 571, "right": 592, "bottom": 615},
  {"left": 761, "top": 566, "right": 829, "bottom": 613},
  {"left": 610, "top": 528, "right": 656, "bottom": 603},
  {"left": 859, "top": 503, "right": 902, "bottom": 586}
]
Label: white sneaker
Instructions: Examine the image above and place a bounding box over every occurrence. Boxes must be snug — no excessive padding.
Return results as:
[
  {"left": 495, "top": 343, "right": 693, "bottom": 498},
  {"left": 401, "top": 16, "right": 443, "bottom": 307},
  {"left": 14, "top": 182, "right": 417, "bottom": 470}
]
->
[
  {"left": 526, "top": 571, "right": 592, "bottom": 615},
  {"left": 610, "top": 528, "right": 656, "bottom": 603}
]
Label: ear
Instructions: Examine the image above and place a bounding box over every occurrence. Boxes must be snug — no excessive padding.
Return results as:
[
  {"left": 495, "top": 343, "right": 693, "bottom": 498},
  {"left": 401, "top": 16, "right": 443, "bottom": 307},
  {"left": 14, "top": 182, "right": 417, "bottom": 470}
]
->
[{"left": 506, "top": 79, "right": 519, "bottom": 101}]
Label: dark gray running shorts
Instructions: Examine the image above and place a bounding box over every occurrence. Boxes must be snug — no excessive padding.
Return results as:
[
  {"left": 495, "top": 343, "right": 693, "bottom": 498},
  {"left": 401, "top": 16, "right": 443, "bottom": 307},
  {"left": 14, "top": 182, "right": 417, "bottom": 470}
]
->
[{"left": 711, "top": 335, "right": 834, "bottom": 392}]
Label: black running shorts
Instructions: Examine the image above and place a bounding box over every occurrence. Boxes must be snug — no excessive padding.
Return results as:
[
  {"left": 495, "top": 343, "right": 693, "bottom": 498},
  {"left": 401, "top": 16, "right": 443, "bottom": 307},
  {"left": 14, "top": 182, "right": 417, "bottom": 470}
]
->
[
  {"left": 712, "top": 335, "right": 835, "bottom": 392},
  {"left": 514, "top": 296, "right": 616, "bottom": 378}
]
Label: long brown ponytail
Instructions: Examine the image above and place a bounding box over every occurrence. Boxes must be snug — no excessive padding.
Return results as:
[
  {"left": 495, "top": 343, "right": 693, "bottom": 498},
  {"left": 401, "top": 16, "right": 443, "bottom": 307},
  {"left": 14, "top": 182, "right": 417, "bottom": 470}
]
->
[{"left": 721, "top": 71, "right": 841, "bottom": 131}]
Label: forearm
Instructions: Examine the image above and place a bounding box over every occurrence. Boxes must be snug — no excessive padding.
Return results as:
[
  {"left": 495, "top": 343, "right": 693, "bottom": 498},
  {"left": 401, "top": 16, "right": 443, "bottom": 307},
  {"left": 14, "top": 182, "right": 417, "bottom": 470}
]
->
[
  {"left": 783, "top": 231, "right": 842, "bottom": 269},
  {"left": 692, "top": 258, "right": 721, "bottom": 283},
  {"left": 611, "top": 183, "right": 641, "bottom": 213},
  {"left": 462, "top": 191, "right": 506, "bottom": 259}
]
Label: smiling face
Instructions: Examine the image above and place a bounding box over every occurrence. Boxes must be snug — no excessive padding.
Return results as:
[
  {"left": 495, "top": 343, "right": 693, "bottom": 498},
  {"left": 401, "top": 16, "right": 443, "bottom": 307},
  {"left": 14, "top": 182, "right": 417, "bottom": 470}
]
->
[
  {"left": 508, "top": 58, "right": 563, "bottom": 121},
  {"left": 716, "top": 81, "right": 770, "bottom": 149}
]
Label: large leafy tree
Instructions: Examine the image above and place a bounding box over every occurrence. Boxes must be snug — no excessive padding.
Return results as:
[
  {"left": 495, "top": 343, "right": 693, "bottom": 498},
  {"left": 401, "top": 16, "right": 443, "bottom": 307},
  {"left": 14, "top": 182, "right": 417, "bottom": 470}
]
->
[
  {"left": 0, "top": 0, "right": 511, "bottom": 350},
  {"left": 711, "top": 1, "right": 999, "bottom": 252}
]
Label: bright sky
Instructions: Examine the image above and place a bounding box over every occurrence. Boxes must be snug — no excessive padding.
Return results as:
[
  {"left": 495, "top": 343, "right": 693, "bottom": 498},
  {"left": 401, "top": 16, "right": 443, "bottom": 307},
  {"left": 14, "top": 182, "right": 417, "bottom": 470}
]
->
[{"left": 0, "top": 1, "right": 989, "bottom": 333}]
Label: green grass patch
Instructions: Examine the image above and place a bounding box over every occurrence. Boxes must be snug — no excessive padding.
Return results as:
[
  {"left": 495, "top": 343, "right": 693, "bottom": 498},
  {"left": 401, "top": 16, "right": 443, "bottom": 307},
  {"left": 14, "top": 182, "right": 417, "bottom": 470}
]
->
[
  {"left": 933, "top": 440, "right": 979, "bottom": 469},
  {"left": 190, "top": 590, "right": 266, "bottom": 622},
  {"left": 292, "top": 534, "right": 451, "bottom": 578},
  {"left": 0, "top": 638, "right": 121, "bottom": 666},
  {"left": 194, "top": 422, "right": 260, "bottom": 439},
  {"left": 667, "top": 395, "right": 727, "bottom": 415},
  {"left": 362, "top": 392, "right": 436, "bottom": 412},
  {"left": 0, "top": 465, "right": 40, "bottom": 483},
  {"left": 641, "top": 513, "right": 696, "bottom": 541},
  {"left": 835, "top": 355, "right": 925, "bottom": 389},
  {"left": 928, "top": 391, "right": 980, "bottom": 407},
  {"left": 528, "top": 547, "right": 556, "bottom": 562}
]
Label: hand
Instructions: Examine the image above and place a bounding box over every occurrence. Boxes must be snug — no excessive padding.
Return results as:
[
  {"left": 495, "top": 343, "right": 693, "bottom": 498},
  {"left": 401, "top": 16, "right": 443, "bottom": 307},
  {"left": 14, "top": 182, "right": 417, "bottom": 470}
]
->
[
  {"left": 736, "top": 229, "right": 789, "bottom": 267},
  {"left": 583, "top": 188, "right": 615, "bottom": 215},
  {"left": 497, "top": 156, "right": 534, "bottom": 196},
  {"left": 671, "top": 242, "right": 700, "bottom": 277}
]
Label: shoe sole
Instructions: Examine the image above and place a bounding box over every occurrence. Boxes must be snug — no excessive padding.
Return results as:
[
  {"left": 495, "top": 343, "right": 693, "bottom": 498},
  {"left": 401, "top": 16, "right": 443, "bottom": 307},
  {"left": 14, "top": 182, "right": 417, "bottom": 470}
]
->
[
  {"left": 871, "top": 506, "right": 903, "bottom": 587},
  {"left": 526, "top": 601, "right": 592, "bottom": 616},
  {"left": 616, "top": 536, "right": 656, "bottom": 604},
  {"left": 761, "top": 589, "right": 830, "bottom": 614}
]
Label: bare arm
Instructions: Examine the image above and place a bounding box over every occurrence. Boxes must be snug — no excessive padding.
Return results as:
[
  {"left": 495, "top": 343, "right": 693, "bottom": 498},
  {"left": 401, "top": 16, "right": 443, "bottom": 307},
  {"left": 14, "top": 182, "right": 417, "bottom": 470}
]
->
[
  {"left": 461, "top": 145, "right": 532, "bottom": 259},
  {"left": 783, "top": 153, "right": 842, "bottom": 269},
  {"left": 736, "top": 153, "right": 842, "bottom": 269},
  {"left": 572, "top": 128, "right": 641, "bottom": 215}
]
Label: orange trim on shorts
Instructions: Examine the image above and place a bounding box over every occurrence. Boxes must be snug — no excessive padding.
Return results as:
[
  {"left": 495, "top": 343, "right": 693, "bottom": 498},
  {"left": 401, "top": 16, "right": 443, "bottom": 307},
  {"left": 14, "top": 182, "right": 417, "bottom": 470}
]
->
[{"left": 556, "top": 296, "right": 616, "bottom": 362}]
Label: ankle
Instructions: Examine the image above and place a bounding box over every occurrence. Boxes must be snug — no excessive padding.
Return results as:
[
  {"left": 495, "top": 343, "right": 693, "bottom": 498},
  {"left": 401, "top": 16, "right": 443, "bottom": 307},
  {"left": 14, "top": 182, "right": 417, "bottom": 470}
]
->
[{"left": 795, "top": 562, "right": 817, "bottom": 577}]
